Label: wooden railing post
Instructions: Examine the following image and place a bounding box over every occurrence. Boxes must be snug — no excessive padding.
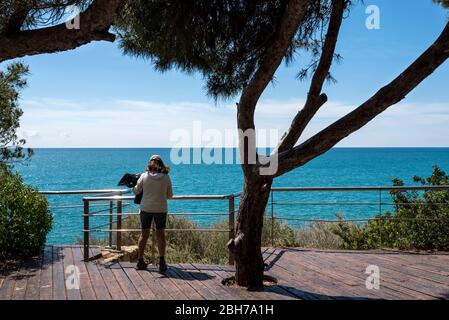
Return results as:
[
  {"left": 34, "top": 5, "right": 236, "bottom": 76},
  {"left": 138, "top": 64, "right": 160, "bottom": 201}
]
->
[
  {"left": 271, "top": 191, "right": 274, "bottom": 247},
  {"left": 228, "top": 195, "right": 235, "bottom": 265},
  {"left": 109, "top": 200, "right": 113, "bottom": 247},
  {"left": 117, "top": 200, "right": 122, "bottom": 251},
  {"left": 83, "top": 199, "right": 90, "bottom": 261}
]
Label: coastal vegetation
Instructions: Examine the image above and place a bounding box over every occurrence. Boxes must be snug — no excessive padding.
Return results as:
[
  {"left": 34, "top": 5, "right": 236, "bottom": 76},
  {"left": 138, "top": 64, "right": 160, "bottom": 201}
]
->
[
  {"left": 332, "top": 165, "right": 449, "bottom": 251},
  {"left": 86, "top": 216, "right": 296, "bottom": 265},
  {"left": 0, "top": 62, "right": 32, "bottom": 164},
  {"left": 0, "top": 164, "right": 52, "bottom": 260}
]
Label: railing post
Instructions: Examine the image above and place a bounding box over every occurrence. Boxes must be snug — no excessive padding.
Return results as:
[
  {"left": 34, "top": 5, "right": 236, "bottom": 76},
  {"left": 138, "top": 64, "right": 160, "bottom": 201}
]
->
[
  {"left": 117, "top": 200, "right": 122, "bottom": 251},
  {"left": 83, "top": 199, "right": 90, "bottom": 261},
  {"left": 109, "top": 200, "right": 113, "bottom": 248},
  {"left": 378, "top": 189, "right": 382, "bottom": 249},
  {"left": 228, "top": 195, "right": 235, "bottom": 265},
  {"left": 271, "top": 190, "right": 274, "bottom": 247}
]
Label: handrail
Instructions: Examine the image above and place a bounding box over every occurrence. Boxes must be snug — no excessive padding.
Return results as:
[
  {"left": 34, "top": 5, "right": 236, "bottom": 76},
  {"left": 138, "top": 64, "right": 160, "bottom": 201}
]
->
[
  {"left": 83, "top": 194, "right": 234, "bottom": 201},
  {"left": 40, "top": 185, "right": 449, "bottom": 263},
  {"left": 81, "top": 191, "right": 236, "bottom": 264},
  {"left": 41, "top": 189, "right": 129, "bottom": 195},
  {"left": 271, "top": 186, "right": 449, "bottom": 192},
  {"left": 40, "top": 185, "right": 449, "bottom": 196}
]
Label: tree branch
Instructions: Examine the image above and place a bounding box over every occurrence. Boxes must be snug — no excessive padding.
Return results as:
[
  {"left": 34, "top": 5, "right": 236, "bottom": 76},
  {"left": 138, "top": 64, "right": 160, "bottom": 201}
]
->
[
  {"left": 237, "top": 0, "right": 310, "bottom": 175},
  {"left": 275, "top": 0, "right": 345, "bottom": 154},
  {"left": 0, "top": 0, "right": 126, "bottom": 62},
  {"left": 276, "top": 21, "right": 449, "bottom": 177}
]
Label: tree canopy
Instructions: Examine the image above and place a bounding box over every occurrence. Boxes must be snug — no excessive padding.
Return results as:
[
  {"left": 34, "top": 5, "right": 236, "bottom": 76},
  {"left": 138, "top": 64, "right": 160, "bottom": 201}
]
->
[
  {"left": 0, "top": 0, "right": 125, "bottom": 62},
  {"left": 116, "top": 0, "right": 338, "bottom": 99},
  {"left": 0, "top": 62, "right": 32, "bottom": 164},
  {"left": 434, "top": 0, "right": 449, "bottom": 9}
]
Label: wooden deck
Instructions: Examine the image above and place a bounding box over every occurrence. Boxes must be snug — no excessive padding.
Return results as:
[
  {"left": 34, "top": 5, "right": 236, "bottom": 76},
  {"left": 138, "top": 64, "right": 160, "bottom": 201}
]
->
[{"left": 1, "top": 246, "right": 448, "bottom": 300}]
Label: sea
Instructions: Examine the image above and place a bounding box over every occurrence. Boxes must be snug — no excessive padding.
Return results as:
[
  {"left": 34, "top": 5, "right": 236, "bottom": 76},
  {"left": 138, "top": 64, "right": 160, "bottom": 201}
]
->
[{"left": 13, "top": 147, "right": 449, "bottom": 244}]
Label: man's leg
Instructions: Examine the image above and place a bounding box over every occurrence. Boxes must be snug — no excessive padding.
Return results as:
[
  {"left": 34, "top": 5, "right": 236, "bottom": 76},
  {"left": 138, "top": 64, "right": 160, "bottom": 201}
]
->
[
  {"left": 138, "top": 229, "right": 151, "bottom": 260},
  {"left": 156, "top": 228, "right": 166, "bottom": 257},
  {"left": 154, "top": 213, "right": 168, "bottom": 272}
]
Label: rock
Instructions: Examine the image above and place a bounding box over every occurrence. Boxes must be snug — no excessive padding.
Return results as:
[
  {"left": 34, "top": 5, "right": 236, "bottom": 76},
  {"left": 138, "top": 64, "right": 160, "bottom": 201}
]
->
[{"left": 96, "top": 245, "right": 139, "bottom": 263}]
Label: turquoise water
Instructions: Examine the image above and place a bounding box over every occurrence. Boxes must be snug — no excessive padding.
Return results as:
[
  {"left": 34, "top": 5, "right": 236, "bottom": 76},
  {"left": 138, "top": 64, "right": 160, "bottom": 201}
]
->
[{"left": 14, "top": 148, "right": 449, "bottom": 244}]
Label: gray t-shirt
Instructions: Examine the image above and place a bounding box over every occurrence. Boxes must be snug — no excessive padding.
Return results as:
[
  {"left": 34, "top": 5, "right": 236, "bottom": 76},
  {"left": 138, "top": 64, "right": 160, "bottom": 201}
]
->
[{"left": 133, "top": 172, "right": 173, "bottom": 213}]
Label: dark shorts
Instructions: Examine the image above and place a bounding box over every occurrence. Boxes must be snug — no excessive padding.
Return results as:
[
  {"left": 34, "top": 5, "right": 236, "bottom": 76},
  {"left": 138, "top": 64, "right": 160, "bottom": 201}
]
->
[{"left": 140, "top": 211, "right": 167, "bottom": 230}]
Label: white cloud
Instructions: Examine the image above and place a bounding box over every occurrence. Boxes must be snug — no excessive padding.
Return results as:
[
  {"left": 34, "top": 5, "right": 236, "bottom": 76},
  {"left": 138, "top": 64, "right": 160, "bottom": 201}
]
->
[
  {"left": 21, "top": 130, "right": 40, "bottom": 139},
  {"left": 18, "top": 97, "right": 449, "bottom": 147}
]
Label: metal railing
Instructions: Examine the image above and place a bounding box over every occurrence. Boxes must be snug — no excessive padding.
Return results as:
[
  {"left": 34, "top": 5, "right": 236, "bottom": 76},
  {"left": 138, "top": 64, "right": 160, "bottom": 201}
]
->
[
  {"left": 268, "top": 185, "right": 449, "bottom": 247},
  {"left": 41, "top": 185, "right": 449, "bottom": 264},
  {"left": 82, "top": 191, "right": 237, "bottom": 264}
]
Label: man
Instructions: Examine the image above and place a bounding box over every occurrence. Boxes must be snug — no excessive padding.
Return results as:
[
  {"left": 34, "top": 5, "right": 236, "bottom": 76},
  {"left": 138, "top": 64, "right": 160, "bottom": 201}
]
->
[{"left": 133, "top": 155, "right": 173, "bottom": 272}]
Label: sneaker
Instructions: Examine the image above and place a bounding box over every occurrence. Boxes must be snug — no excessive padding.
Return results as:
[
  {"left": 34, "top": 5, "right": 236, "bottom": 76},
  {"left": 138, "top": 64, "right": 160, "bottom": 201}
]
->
[
  {"left": 136, "top": 258, "right": 148, "bottom": 270},
  {"left": 159, "top": 256, "right": 168, "bottom": 272}
]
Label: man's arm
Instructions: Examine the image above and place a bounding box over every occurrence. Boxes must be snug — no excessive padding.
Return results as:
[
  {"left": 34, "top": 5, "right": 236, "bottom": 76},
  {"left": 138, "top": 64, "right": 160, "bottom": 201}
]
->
[
  {"left": 166, "top": 176, "right": 173, "bottom": 199},
  {"left": 133, "top": 174, "right": 144, "bottom": 195}
]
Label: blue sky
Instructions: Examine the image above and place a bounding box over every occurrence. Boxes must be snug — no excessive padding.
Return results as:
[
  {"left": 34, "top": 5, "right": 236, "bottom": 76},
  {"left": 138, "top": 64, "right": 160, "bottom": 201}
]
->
[{"left": 10, "top": 0, "right": 449, "bottom": 147}]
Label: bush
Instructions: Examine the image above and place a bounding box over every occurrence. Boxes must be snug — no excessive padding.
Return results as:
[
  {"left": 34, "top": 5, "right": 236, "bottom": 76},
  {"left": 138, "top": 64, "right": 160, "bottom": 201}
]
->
[
  {"left": 0, "top": 164, "right": 52, "bottom": 260},
  {"left": 295, "top": 221, "right": 343, "bottom": 249},
  {"left": 332, "top": 165, "right": 449, "bottom": 250},
  {"left": 90, "top": 214, "right": 296, "bottom": 264}
]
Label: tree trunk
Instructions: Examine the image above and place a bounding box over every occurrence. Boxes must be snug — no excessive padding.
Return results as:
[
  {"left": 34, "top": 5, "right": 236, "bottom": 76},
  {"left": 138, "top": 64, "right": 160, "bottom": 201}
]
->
[{"left": 232, "top": 175, "right": 273, "bottom": 287}]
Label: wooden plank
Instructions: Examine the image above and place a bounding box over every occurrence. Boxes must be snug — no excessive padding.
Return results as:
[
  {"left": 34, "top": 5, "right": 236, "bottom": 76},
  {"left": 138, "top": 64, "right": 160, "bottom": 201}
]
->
[
  {"left": 62, "top": 247, "right": 81, "bottom": 300},
  {"left": 191, "top": 264, "right": 247, "bottom": 300},
  {"left": 126, "top": 262, "right": 187, "bottom": 300},
  {"left": 316, "top": 251, "right": 438, "bottom": 299},
  {"left": 164, "top": 266, "right": 203, "bottom": 300},
  {"left": 375, "top": 252, "right": 449, "bottom": 277},
  {"left": 170, "top": 265, "right": 223, "bottom": 300},
  {"left": 137, "top": 265, "right": 173, "bottom": 300},
  {"left": 122, "top": 266, "right": 158, "bottom": 300},
  {"left": 302, "top": 251, "right": 438, "bottom": 300},
  {"left": 39, "top": 246, "right": 53, "bottom": 300},
  {"left": 267, "top": 252, "right": 368, "bottom": 300},
  {"left": 85, "top": 248, "right": 111, "bottom": 300},
  {"left": 207, "top": 267, "right": 256, "bottom": 300},
  {"left": 267, "top": 263, "right": 335, "bottom": 300},
  {"left": 24, "top": 254, "right": 43, "bottom": 300},
  {"left": 11, "top": 261, "right": 30, "bottom": 300},
  {"left": 96, "top": 262, "right": 127, "bottom": 300},
  {"left": 177, "top": 264, "right": 219, "bottom": 300},
  {"left": 72, "top": 246, "right": 96, "bottom": 300},
  {"left": 52, "top": 246, "right": 67, "bottom": 300},
  {"left": 332, "top": 251, "right": 449, "bottom": 299},
  {"left": 295, "top": 251, "right": 407, "bottom": 300},
  {"left": 108, "top": 262, "right": 141, "bottom": 300},
  {"left": 0, "top": 265, "right": 18, "bottom": 300},
  {"left": 188, "top": 263, "right": 237, "bottom": 300},
  {"left": 367, "top": 253, "right": 449, "bottom": 286},
  {"left": 212, "top": 265, "right": 295, "bottom": 300}
]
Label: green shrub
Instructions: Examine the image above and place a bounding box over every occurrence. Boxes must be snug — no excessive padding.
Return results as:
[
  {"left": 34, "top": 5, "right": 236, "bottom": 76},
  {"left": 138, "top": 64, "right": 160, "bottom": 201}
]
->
[
  {"left": 0, "top": 164, "right": 53, "bottom": 260},
  {"left": 90, "top": 214, "right": 296, "bottom": 264},
  {"left": 261, "top": 217, "right": 296, "bottom": 247},
  {"left": 295, "top": 221, "right": 343, "bottom": 249},
  {"left": 332, "top": 165, "right": 449, "bottom": 250}
]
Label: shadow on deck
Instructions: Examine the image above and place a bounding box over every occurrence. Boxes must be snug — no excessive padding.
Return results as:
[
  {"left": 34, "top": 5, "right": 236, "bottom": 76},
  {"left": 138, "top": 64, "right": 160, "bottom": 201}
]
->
[{"left": 1, "top": 245, "right": 448, "bottom": 300}]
